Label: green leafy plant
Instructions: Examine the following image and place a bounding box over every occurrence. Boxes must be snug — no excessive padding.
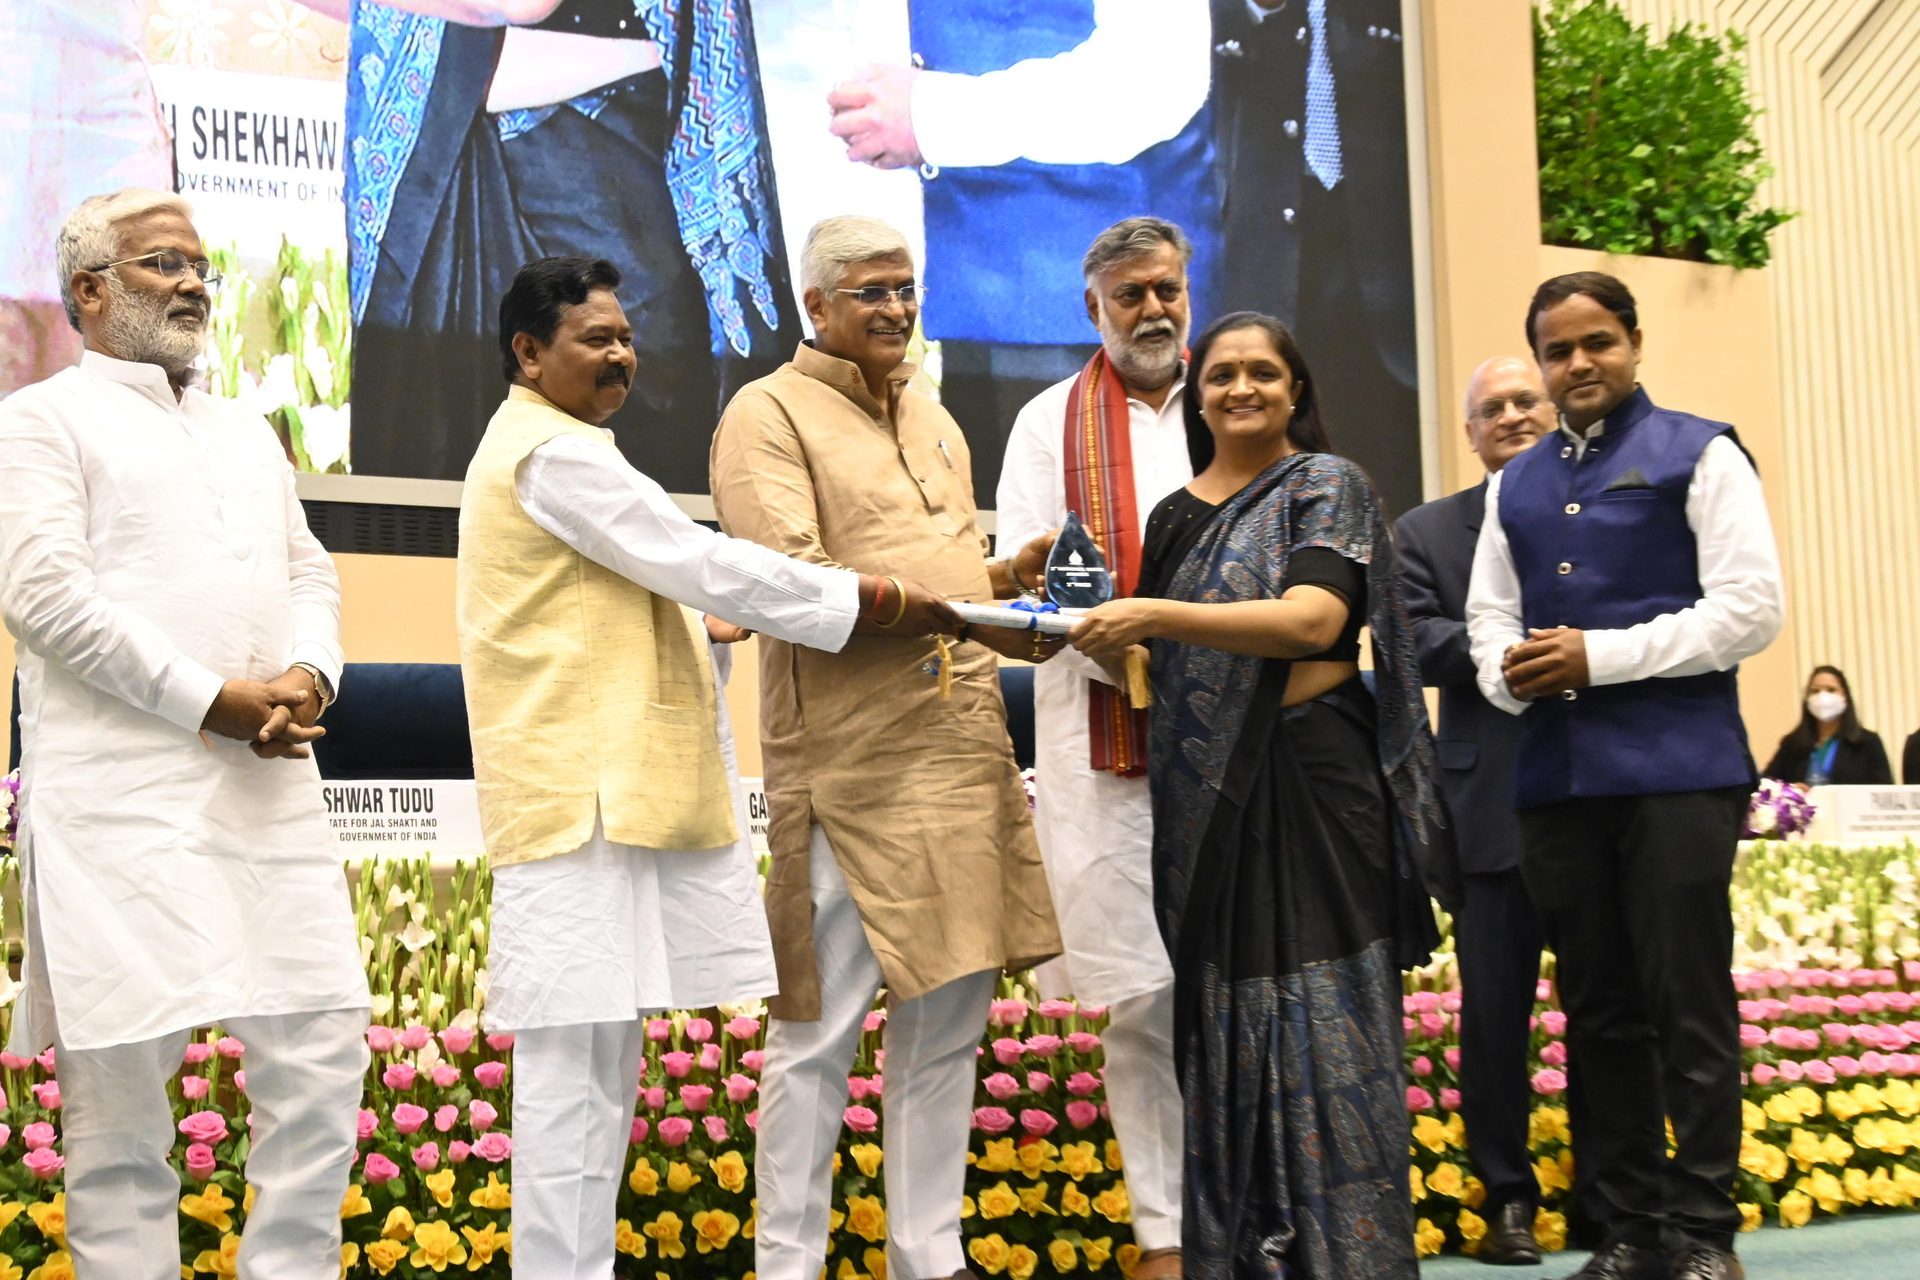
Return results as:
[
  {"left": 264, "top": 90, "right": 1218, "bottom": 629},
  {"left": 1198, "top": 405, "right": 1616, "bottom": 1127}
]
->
[{"left": 1534, "top": 0, "right": 1793, "bottom": 268}]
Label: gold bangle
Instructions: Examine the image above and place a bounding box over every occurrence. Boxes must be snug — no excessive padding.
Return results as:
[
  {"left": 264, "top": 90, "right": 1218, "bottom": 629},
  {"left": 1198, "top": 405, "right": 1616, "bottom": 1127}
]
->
[
  {"left": 878, "top": 576, "right": 909, "bottom": 628},
  {"left": 1009, "top": 558, "right": 1032, "bottom": 594}
]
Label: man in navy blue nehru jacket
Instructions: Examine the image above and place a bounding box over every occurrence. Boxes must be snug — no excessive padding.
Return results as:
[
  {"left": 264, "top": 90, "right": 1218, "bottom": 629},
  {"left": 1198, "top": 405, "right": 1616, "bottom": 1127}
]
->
[{"left": 1466, "top": 272, "right": 1783, "bottom": 1280}]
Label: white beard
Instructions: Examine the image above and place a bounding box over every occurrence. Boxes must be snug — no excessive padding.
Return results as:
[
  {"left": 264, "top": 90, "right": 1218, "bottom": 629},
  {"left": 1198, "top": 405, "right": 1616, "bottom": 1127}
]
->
[{"left": 101, "top": 275, "right": 207, "bottom": 377}]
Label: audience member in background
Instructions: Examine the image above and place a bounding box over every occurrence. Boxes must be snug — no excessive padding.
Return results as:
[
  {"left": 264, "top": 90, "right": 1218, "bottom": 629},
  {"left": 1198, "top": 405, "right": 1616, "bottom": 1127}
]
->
[
  {"left": 1905, "top": 728, "right": 1920, "bottom": 784},
  {"left": 1762, "top": 665, "right": 1892, "bottom": 787}
]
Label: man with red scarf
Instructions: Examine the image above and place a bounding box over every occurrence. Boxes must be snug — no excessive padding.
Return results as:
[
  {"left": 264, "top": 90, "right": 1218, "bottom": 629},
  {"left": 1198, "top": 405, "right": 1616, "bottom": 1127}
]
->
[{"left": 992, "top": 216, "right": 1194, "bottom": 1280}]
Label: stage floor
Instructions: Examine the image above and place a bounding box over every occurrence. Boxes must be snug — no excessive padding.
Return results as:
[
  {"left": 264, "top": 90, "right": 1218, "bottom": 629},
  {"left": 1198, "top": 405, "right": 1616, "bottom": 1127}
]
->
[{"left": 1419, "top": 1213, "right": 1920, "bottom": 1278}]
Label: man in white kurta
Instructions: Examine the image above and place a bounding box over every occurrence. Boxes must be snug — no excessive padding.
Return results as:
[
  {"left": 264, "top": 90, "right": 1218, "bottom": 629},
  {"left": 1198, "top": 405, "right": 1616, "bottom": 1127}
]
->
[
  {"left": 0, "top": 190, "right": 369, "bottom": 1279},
  {"left": 992, "top": 218, "right": 1196, "bottom": 1273},
  {"left": 460, "top": 254, "right": 951, "bottom": 1279}
]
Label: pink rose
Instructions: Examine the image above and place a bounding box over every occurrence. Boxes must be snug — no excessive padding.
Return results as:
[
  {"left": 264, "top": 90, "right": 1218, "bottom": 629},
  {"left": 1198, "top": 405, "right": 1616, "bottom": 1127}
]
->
[
  {"left": 1406, "top": 1086, "right": 1435, "bottom": 1112},
  {"left": 469, "top": 1100, "right": 498, "bottom": 1132},
  {"left": 1037, "top": 999, "right": 1077, "bottom": 1020},
  {"left": 365, "top": 1026, "right": 397, "bottom": 1054},
  {"left": 1443, "top": 1047, "right": 1462, "bottom": 1073},
  {"left": 435, "top": 1105, "right": 458, "bottom": 1133},
  {"left": 1530, "top": 1069, "right": 1567, "bottom": 1096},
  {"left": 1403, "top": 1017, "right": 1416, "bottom": 1036},
  {"left": 184, "top": 1142, "right": 217, "bottom": 1180},
  {"left": 30, "top": 1081, "right": 59, "bottom": 1110},
  {"left": 1804, "top": 1060, "right": 1837, "bottom": 1085},
  {"left": 698, "top": 1043, "right": 723, "bottom": 1072},
  {"left": 725, "top": 1016, "right": 762, "bottom": 1040},
  {"left": 631, "top": 1117, "right": 650, "bottom": 1145},
  {"left": 184, "top": 1043, "right": 216, "bottom": 1066},
  {"left": 0, "top": 1053, "right": 32, "bottom": 1071},
  {"left": 1019, "top": 1108, "right": 1059, "bottom": 1137},
  {"left": 1837, "top": 995, "right": 1868, "bottom": 1016},
  {"left": 232, "top": 1071, "right": 247, "bottom": 1095},
  {"left": 1539, "top": 1011, "right": 1568, "bottom": 1037},
  {"left": 485, "top": 1032, "right": 516, "bottom": 1052},
  {"left": 1440, "top": 1088, "right": 1463, "bottom": 1111},
  {"left": 989, "top": 998, "right": 1030, "bottom": 1027},
  {"left": 1066, "top": 1032, "right": 1102, "bottom": 1054},
  {"left": 22, "top": 1149, "right": 63, "bottom": 1179},
  {"left": 1410, "top": 1056, "right": 1433, "bottom": 1077},
  {"left": 1777, "top": 1058, "right": 1806, "bottom": 1082},
  {"left": 1407, "top": 992, "right": 1441, "bottom": 1014},
  {"left": 646, "top": 1018, "right": 673, "bottom": 1042},
  {"left": 658, "top": 1116, "right": 694, "bottom": 1147},
  {"left": 864, "top": 1009, "right": 888, "bottom": 1033},
  {"left": 643, "top": 1087, "right": 668, "bottom": 1111},
  {"left": 741, "top": 1050, "right": 766, "bottom": 1072},
  {"left": 972, "top": 1106, "right": 1016, "bottom": 1134},
  {"left": 1441, "top": 991, "right": 1463, "bottom": 1014},
  {"left": 397, "top": 1025, "right": 431, "bottom": 1052},
  {"left": 990, "top": 1038, "right": 1026, "bottom": 1066},
  {"left": 684, "top": 1017, "right": 714, "bottom": 1043},
  {"left": 179, "top": 1111, "right": 229, "bottom": 1145},
  {"left": 1066, "top": 1071, "right": 1101, "bottom": 1097},
  {"left": 865, "top": 1073, "right": 884, "bottom": 1098},
  {"left": 430, "top": 1065, "right": 461, "bottom": 1088},
  {"left": 983, "top": 1072, "right": 1021, "bottom": 1102},
  {"left": 1749, "top": 1063, "right": 1778, "bottom": 1086},
  {"left": 439, "top": 1025, "right": 476, "bottom": 1055},
  {"left": 180, "top": 1076, "right": 210, "bottom": 1101},
  {"left": 1540, "top": 1041, "right": 1568, "bottom": 1067},
  {"left": 844, "top": 1105, "right": 879, "bottom": 1133},
  {"left": 1025, "top": 1034, "right": 1064, "bottom": 1058},
  {"left": 847, "top": 1076, "right": 871, "bottom": 1102},
  {"left": 448, "top": 1140, "right": 472, "bottom": 1164},
  {"left": 382, "top": 1063, "right": 417, "bottom": 1090},
  {"left": 473, "top": 1132, "right": 513, "bottom": 1162},
  {"left": 746, "top": 1109, "right": 759, "bottom": 1131},
  {"left": 1027, "top": 1071, "right": 1056, "bottom": 1094},
  {"left": 1738, "top": 1024, "right": 1768, "bottom": 1048},
  {"left": 1537, "top": 978, "right": 1555, "bottom": 1001},
  {"left": 704, "top": 1115, "right": 730, "bottom": 1143},
  {"left": 215, "top": 1036, "right": 245, "bottom": 1059},
  {"left": 0, "top": 1124, "right": 11, "bottom": 1148},
  {"left": 411, "top": 1142, "right": 440, "bottom": 1171},
  {"left": 473, "top": 1061, "right": 507, "bottom": 1090},
  {"left": 1065, "top": 1100, "right": 1100, "bottom": 1129},
  {"left": 1831, "top": 1055, "right": 1862, "bottom": 1078},
  {"left": 1419, "top": 1013, "right": 1447, "bottom": 1039},
  {"left": 363, "top": 1152, "right": 401, "bottom": 1184},
  {"left": 661, "top": 1051, "right": 695, "bottom": 1079},
  {"left": 680, "top": 1085, "right": 714, "bottom": 1113},
  {"left": 724, "top": 1073, "right": 757, "bottom": 1103},
  {"left": 357, "top": 1109, "right": 379, "bottom": 1141},
  {"left": 392, "top": 1103, "right": 430, "bottom": 1135}
]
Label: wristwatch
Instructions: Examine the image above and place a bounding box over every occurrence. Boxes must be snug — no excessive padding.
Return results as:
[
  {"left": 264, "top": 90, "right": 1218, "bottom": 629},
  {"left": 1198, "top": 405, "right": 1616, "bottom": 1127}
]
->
[{"left": 291, "top": 662, "right": 335, "bottom": 716}]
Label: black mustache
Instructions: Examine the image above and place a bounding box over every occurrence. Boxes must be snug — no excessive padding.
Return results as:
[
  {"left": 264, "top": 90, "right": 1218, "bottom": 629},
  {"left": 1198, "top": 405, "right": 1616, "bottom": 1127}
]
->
[{"left": 598, "top": 369, "right": 632, "bottom": 387}]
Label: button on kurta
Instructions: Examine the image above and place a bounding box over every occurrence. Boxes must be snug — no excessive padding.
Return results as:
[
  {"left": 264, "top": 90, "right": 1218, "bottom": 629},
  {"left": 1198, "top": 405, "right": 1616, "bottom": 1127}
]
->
[
  {"left": 1565, "top": 502, "right": 1581, "bottom": 515},
  {"left": 1562, "top": 689, "right": 1579, "bottom": 701},
  {"left": 1558, "top": 562, "right": 1573, "bottom": 574}
]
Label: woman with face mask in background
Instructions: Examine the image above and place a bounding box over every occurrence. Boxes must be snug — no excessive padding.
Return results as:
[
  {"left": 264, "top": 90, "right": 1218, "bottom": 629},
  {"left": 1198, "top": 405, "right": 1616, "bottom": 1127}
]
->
[{"left": 1762, "top": 665, "right": 1893, "bottom": 786}]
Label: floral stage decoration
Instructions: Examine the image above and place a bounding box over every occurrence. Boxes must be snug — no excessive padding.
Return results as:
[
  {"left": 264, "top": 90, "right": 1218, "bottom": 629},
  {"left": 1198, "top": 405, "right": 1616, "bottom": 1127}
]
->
[{"left": 0, "top": 831, "right": 1912, "bottom": 1275}]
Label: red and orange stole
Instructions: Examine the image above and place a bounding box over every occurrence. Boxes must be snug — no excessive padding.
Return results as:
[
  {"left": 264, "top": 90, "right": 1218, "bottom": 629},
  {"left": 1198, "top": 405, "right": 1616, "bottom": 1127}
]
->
[{"left": 1062, "top": 351, "right": 1150, "bottom": 776}]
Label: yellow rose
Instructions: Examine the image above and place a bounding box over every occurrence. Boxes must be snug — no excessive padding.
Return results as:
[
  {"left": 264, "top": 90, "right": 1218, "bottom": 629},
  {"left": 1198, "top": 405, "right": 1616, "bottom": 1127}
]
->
[
  {"left": 1409, "top": 1166, "right": 1427, "bottom": 1202},
  {"left": 1737, "top": 1135, "right": 1774, "bottom": 1180},
  {"left": 362, "top": 1240, "right": 408, "bottom": 1276},
  {"left": 968, "top": 1233, "right": 1012, "bottom": 1276},
  {"left": 747, "top": 1199, "right": 759, "bottom": 1239},
  {"left": 0, "top": 1202, "right": 23, "bottom": 1235},
  {"left": 1456, "top": 1209, "right": 1487, "bottom": 1252},
  {"left": 1842, "top": 1167, "right": 1871, "bottom": 1207},
  {"left": 340, "top": 1185, "right": 373, "bottom": 1220},
  {"left": 1019, "top": 1182, "right": 1056, "bottom": 1216},
  {"left": 1008, "top": 1244, "right": 1039, "bottom": 1280},
  {"left": 424, "top": 1168, "right": 456, "bottom": 1210},
  {"left": 1819, "top": 1133, "right": 1854, "bottom": 1167},
  {"left": 1092, "top": 1184, "right": 1132, "bottom": 1224},
  {"left": 1426, "top": 1162, "right": 1465, "bottom": 1200},
  {"left": 863, "top": 1246, "right": 889, "bottom": 1280},
  {"left": 1413, "top": 1218, "right": 1447, "bottom": 1258},
  {"left": 693, "top": 1208, "right": 743, "bottom": 1253},
  {"left": 630, "top": 1160, "right": 661, "bottom": 1196},
  {"left": 338, "top": 1242, "right": 358, "bottom": 1280},
  {"left": 1444, "top": 1114, "right": 1468, "bottom": 1148},
  {"left": 470, "top": 1172, "right": 513, "bottom": 1211},
  {"left": 713, "top": 1149, "right": 751, "bottom": 1194},
  {"left": 1867, "top": 1167, "right": 1908, "bottom": 1208},
  {"left": 845, "top": 1194, "right": 887, "bottom": 1243},
  {"left": 1807, "top": 1168, "right": 1845, "bottom": 1215},
  {"left": 381, "top": 1207, "right": 416, "bottom": 1241},
  {"left": 1061, "top": 1183, "right": 1093, "bottom": 1217},
  {"left": 1115, "top": 1243, "right": 1141, "bottom": 1277},
  {"left": 667, "top": 1161, "right": 703, "bottom": 1194},
  {"left": 1741, "top": 1100, "right": 1766, "bottom": 1132},
  {"left": 409, "top": 1220, "right": 468, "bottom": 1271},
  {"left": 1058, "top": 1141, "right": 1101, "bottom": 1180},
  {"left": 849, "top": 1143, "right": 884, "bottom": 1179},
  {"left": 1532, "top": 1208, "right": 1567, "bottom": 1252},
  {"left": 1764, "top": 1094, "right": 1805, "bottom": 1126},
  {"left": 1786, "top": 1127, "right": 1823, "bottom": 1172},
  {"left": 1083, "top": 1236, "right": 1114, "bottom": 1270},
  {"left": 1105, "top": 1139, "right": 1125, "bottom": 1171},
  {"left": 1049, "top": 1239, "right": 1079, "bottom": 1273},
  {"left": 1412, "top": 1116, "right": 1450, "bottom": 1154},
  {"left": 616, "top": 1218, "right": 648, "bottom": 1258},
  {"left": 1462, "top": 1176, "right": 1487, "bottom": 1210},
  {"left": 978, "top": 1182, "right": 1021, "bottom": 1220},
  {"left": 191, "top": 1233, "right": 241, "bottom": 1279},
  {"left": 24, "top": 1255, "right": 73, "bottom": 1280},
  {"left": 178, "top": 1186, "right": 235, "bottom": 1234},
  {"left": 1826, "top": 1090, "right": 1864, "bottom": 1123},
  {"left": 1757, "top": 1142, "right": 1789, "bottom": 1184},
  {"left": 980, "top": 1139, "right": 1020, "bottom": 1174},
  {"left": 961, "top": 1196, "right": 977, "bottom": 1220},
  {"left": 1018, "top": 1140, "right": 1059, "bottom": 1177},
  {"left": 462, "top": 1221, "right": 509, "bottom": 1266},
  {"left": 1528, "top": 1106, "right": 1571, "bottom": 1146},
  {"left": 1778, "top": 1189, "right": 1813, "bottom": 1228},
  {"left": 243, "top": 1185, "right": 256, "bottom": 1218},
  {"left": 1737, "top": 1202, "right": 1762, "bottom": 1232},
  {"left": 1881, "top": 1078, "right": 1918, "bottom": 1117},
  {"left": 1895, "top": 1165, "right": 1920, "bottom": 1200},
  {"left": 645, "top": 1212, "right": 688, "bottom": 1260},
  {"left": 26, "top": 1195, "right": 67, "bottom": 1249}
]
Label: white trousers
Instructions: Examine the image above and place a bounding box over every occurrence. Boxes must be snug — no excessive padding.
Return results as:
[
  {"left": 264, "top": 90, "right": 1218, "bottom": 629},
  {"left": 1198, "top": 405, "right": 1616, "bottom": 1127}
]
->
[
  {"left": 57, "top": 1006, "right": 368, "bottom": 1280},
  {"left": 756, "top": 826, "right": 997, "bottom": 1280},
  {"left": 509, "top": 1020, "right": 650, "bottom": 1279},
  {"left": 1100, "top": 985, "right": 1183, "bottom": 1251}
]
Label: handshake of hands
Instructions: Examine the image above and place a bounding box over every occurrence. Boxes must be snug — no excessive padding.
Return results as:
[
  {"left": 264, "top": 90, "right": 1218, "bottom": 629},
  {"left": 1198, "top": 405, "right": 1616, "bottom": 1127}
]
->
[{"left": 201, "top": 668, "right": 328, "bottom": 759}]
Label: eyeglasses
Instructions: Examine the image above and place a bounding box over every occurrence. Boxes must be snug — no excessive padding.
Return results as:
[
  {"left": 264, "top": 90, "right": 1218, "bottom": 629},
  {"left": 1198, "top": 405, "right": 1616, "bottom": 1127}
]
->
[
  {"left": 90, "top": 249, "right": 223, "bottom": 293},
  {"left": 833, "top": 284, "right": 924, "bottom": 308}
]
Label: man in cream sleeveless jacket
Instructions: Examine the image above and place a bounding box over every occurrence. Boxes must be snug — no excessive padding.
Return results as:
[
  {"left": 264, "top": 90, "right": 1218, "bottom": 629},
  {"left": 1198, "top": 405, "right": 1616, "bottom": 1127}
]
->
[{"left": 457, "top": 255, "right": 953, "bottom": 1279}]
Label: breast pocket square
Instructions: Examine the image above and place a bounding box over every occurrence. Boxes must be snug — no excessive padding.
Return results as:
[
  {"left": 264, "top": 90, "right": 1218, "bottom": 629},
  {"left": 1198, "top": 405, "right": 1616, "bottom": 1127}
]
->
[{"left": 1601, "top": 467, "right": 1655, "bottom": 492}]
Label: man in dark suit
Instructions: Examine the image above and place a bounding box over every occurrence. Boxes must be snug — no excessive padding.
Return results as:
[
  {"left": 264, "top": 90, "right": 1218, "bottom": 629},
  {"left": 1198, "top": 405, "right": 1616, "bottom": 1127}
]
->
[
  {"left": 1396, "top": 356, "right": 1557, "bottom": 1265},
  {"left": 1209, "top": 0, "right": 1419, "bottom": 516}
]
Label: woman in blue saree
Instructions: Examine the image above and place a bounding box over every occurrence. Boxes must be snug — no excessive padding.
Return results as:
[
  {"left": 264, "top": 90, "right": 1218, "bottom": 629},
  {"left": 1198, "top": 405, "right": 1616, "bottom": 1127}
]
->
[{"left": 1070, "top": 312, "right": 1447, "bottom": 1279}]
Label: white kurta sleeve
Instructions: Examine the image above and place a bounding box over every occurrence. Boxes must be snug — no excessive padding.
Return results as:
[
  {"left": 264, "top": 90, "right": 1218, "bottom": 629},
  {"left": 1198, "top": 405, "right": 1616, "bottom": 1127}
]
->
[
  {"left": 514, "top": 434, "right": 861, "bottom": 651},
  {"left": 0, "top": 403, "right": 225, "bottom": 733},
  {"left": 1580, "top": 434, "right": 1785, "bottom": 685},
  {"left": 281, "top": 461, "right": 345, "bottom": 696},
  {"left": 909, "top": 0, "right": 1211, "bottom": 168},
  {"left": 1465, "top": 471, "right": 1530, "bottom": 717}
]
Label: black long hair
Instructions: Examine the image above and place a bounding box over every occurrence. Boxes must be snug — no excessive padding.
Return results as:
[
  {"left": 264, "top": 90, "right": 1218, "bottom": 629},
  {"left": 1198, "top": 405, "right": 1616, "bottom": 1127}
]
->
[
  {"left": 1779, "top": 664, "right": 1868, "bottom": 755},
  {"left": 1181, "top": 311, "right": 1332, "bottom": 473}
]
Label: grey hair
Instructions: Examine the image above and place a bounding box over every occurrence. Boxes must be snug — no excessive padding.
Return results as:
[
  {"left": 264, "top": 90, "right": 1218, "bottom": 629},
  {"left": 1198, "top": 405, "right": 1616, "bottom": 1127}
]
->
[
  {"left": 55, "top": 188, "right": 194, "bottom": 332},
  {"left": 800, "top": 216, "right": 912, "bottom": 295},
  {"left": 1081, "top": 216, "right": 1192, "bottom": 286}
]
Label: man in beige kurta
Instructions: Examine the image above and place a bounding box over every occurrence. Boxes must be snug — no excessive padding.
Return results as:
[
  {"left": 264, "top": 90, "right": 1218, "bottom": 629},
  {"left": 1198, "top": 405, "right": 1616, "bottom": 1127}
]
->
[{"left": 712, "top": 216, "right": 1060, "bottom": 1280}]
